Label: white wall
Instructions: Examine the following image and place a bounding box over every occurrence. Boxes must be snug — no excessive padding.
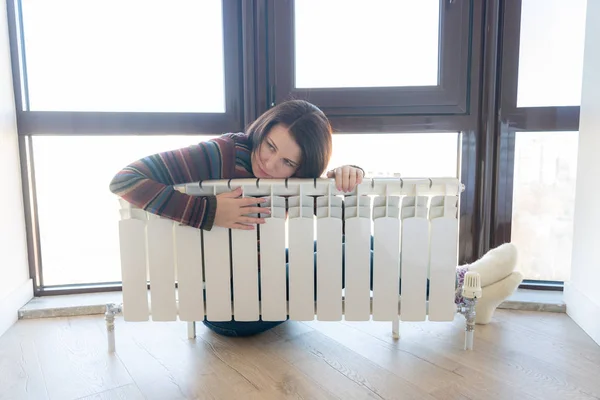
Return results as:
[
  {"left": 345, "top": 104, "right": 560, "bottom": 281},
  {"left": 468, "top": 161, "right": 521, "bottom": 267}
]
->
[
  {"left": 564, "top": 0, "right": 600, "bottom": 346},
  {"left": 0, "top": 0, "right": 33, "bottom": 338}
]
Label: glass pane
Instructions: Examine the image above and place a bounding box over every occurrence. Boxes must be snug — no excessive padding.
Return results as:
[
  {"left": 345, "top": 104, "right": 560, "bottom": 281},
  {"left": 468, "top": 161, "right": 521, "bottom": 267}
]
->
[
  {"left": 33, "top": 135, "right": 217, "bottom": 286},
  {"left": 294, "top": 0, "right": 440, "bottom": 89},
  {"left": 327, "top": 133, "right": 459, "bottom": 177},
  {"left": 517, "top": 0, "right": 587, "bottom": 107},
  {"left": 511, "top": 131, "right": 578, "bottom": 281},
  {"left": 22, "top": 0, "right": 225, "bottom": 112},
  {"left": 34, "top": 132, "right": 458, "bottom": 286}
]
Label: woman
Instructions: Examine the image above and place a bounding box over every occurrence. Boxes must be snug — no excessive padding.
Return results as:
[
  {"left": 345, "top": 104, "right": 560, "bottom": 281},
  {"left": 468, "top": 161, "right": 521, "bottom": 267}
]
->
[
  {"left": 111, "top": 99, "right": 522, "bottom": 335},
  {"left": 110, "top": 99, "right": 364, "bottom": 336}
]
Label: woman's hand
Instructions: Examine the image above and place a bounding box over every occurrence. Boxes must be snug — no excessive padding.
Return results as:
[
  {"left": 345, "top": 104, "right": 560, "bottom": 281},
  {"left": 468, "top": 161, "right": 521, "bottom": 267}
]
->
[
  {"left": 214, "top": 187, "right": 271, "bottom": 230},
  {"left": 326, "top": 165, "right": 365, "bottom": 192}
]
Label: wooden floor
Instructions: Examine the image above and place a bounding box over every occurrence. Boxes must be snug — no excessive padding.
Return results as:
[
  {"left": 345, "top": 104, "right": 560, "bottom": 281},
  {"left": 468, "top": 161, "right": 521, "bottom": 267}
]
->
[{"left": 1, "top": 310, "right": 599, "bottom": 400}]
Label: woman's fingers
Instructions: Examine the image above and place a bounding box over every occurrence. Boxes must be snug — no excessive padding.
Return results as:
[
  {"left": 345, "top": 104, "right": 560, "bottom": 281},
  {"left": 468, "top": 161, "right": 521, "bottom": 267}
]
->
[
  {"left": 336, "top": 165, "right": 352, "bottom": 192},
  {"left": 231, "top": 223, "right": 256, "bottom": 230},
  {"left": 331, "top": 165, "right": 364, "bottom": 192},
  {"left": 241, "top": 206, "right": 271, "bottom": 214},
  {"left": 239, "top": 216, "right": 266, "bottom": 225},
  {"left": 348, "top": 169, "right": 357, "bottom": 192},
  {"left": 343, "top": 166, "right": 352, "bottom": 191},
  {"left": 239, "top": 198, "right": 270, "bottom": 215},
  {"left": 242, "top": 196, "right": 267, "bottom": 205},
  {"left": 217, "top": 187, "right": 243, "bottom": 198},
  {"left": 215, "top": 193, "right": 270, "bottom": 230},
  {"left": 335, "top": 167, "right": 343, "bottom": 191},
  {"left": 356, "top": 169, "right": 364, "bottom": 184}
]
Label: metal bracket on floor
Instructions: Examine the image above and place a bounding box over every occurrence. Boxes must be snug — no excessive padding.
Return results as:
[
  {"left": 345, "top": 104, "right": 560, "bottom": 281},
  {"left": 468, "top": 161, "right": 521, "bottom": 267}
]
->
[
  {"left": 458, "top": 298, "right": 477, "bottom": 350},
  {"left": 458, "top": 271, "right": 482, "bottom": 350},
  {"left": 187, "top": 321, "right": 196, "bottom": 339},
  {"left": 105, "top": 303, "right": 123, "bottom": 353}
]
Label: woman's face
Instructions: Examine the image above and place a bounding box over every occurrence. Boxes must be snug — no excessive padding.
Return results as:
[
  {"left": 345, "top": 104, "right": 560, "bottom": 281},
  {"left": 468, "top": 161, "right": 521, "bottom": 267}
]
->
[{"left": 251, "top": 124, "right": 301, "bottom": 179}]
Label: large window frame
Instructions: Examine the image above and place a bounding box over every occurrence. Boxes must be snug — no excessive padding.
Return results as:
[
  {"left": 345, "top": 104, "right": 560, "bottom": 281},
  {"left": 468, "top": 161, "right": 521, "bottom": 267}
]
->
[
  {"left": 269, "top": 0, "right": 473, "bottom": 117},
  {"left": 5, "top": 0, "right": 572, "bottom": 295},
  {"left": 491, "top": 0, "right": 580, "bottom": 289},
  {"left": 9, "top": 0, "right": 246, "bottom": 136},
  {"left": 499, "top": 0, "right": 580, "bottom": 132}
]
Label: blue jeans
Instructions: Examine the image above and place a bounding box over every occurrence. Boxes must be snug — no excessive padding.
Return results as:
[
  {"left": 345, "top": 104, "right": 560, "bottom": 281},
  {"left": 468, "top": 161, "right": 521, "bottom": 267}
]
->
[{"left": 203, "top": 238, "right": 430, "bottom": 337}]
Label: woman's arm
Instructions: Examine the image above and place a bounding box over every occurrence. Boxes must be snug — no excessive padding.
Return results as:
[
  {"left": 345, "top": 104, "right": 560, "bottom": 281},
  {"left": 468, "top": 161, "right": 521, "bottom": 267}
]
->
[{"left": 109, "top": 136, "right": 236, "bottom": 230}]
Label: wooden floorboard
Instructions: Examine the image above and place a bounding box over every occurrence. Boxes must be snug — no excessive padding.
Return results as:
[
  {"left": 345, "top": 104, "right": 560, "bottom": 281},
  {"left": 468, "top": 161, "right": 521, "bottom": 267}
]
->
[{"left": 1, "top": 310, "right": 599, "bottom": 400}]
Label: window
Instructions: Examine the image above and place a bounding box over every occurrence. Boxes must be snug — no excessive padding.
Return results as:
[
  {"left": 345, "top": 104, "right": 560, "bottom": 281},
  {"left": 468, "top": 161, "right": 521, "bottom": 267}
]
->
[
  {"left": 21, "top": 0, "right": 225, "bottom": 113},
  {"left": 517, "top": 0, "right": 587, "bottom": 107},
  {"left": 32, "top": 135, "right": 216, "bottom": 286},
  {"left": 271, "top": 0, "right": 472, "bottom": 115},
  {"left": 11, "top": 0, "right": 578, "bottom": 295},
  {"left": 511, "top": 131, "right": 578, "bottom": 281},
  {"left": 12, "top": 0, "right": 244, "bottom": 134},
  {"left": 497, "top": 1, "right": 585, "bottom": 284},
  {"left": 294, "top": 1, "right": 439, "bottom": 89}
]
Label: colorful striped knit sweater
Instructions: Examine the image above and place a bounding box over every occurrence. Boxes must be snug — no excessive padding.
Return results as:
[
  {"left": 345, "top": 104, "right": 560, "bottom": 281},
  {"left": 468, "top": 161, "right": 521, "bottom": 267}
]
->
[{"left": 109, "top": 132, "right": 254, "bottom": 231}]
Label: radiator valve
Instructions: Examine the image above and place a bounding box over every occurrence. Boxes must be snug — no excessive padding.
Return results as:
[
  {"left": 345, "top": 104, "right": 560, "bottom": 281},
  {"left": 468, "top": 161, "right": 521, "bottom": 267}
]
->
[{"left": 462, "top": 271, "right": 482, "bottom": 300}]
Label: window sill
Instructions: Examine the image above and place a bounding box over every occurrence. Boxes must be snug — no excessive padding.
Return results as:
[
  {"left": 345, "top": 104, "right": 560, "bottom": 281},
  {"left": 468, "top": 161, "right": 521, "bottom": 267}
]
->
[{"left": 18, "top": 288, "right": 566, "bottom": 320}]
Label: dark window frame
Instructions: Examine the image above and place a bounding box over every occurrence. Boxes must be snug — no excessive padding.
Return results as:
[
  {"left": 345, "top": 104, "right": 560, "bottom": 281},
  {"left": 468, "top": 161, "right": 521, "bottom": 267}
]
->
[
  {"left": 6, "top": 0, "right": 569, "bottom": 295},
  {"left": 268, "top": 0, "right": 474, "bottom": 117},
  {"left": 9, "top": 0, "right": 246, "bottom": 136},
  {"left": 489, "top": 0, "right": 580, "bottom": 291},
  {"left": 499, "top": 0, "right": 580, "bottom": 132}
]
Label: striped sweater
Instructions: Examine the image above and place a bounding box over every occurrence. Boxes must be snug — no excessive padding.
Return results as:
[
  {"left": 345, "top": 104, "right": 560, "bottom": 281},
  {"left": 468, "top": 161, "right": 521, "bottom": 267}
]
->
[{"left": 109, "top": 132, "right": 254, "bottom": 231}]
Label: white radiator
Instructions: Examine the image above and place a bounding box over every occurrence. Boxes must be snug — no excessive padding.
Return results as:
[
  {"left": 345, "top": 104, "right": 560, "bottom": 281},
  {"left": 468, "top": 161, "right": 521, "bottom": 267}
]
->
[{"left": 109, "top": 178, "right": 481, "bottom": 351}]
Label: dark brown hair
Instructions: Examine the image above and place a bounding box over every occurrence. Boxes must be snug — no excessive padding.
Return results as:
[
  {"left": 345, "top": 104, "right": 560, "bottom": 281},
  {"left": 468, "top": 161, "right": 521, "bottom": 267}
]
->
[{"left": 246, "top": 100, "right": 333, "bottom": 178}]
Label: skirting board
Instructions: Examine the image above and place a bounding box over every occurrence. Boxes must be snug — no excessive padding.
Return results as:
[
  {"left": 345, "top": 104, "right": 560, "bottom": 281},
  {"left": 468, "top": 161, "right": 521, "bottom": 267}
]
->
[
  {"left": 564, "top": 282, "right": 600, "bottom": 346},
  {"left": 0, "top": 278, "right": 33, "bottom": 338}
]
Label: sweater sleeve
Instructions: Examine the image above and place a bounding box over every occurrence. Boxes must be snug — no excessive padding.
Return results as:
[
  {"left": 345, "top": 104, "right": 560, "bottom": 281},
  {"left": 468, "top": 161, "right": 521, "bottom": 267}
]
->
[{"left": 109, "top": 136, "right": 236, "bottom": 231}]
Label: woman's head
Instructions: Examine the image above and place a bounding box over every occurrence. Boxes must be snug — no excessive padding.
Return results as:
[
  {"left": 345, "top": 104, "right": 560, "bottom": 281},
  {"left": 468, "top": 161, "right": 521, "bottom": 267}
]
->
[{"left": 247, "top": 100, "right": 332, "bottom": 179}]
